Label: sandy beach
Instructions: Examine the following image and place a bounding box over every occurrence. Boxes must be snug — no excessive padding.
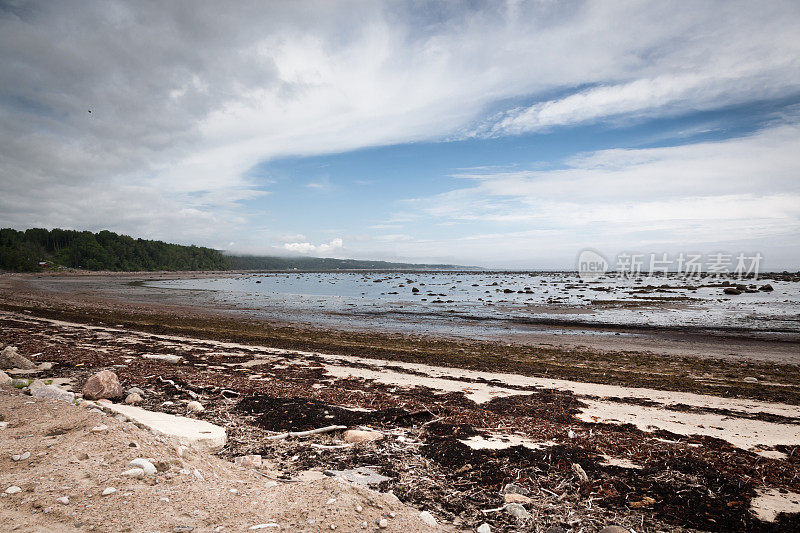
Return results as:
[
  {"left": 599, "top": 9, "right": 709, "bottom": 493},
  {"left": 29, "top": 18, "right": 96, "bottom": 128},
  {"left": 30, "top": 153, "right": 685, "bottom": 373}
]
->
[{"left": 1, "top": 272, "right": 799, "bottom": 531}]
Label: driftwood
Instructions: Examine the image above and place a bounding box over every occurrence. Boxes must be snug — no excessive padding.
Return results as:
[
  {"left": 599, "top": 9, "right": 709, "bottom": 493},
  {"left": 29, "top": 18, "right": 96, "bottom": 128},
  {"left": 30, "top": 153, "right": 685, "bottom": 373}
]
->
[{"left": 265, "top": 425, "right": 347, "bottom": 440}]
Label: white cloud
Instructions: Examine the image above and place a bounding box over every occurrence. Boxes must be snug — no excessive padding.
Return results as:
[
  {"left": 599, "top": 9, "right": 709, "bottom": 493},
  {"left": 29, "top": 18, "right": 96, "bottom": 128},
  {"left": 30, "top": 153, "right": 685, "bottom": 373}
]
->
[
  {"left": 387, "top": 120, "right": 800, "bottom": 268},
  {"left": 282, "top": 237, "right": 343, "bottom": 256},
  {"left": 1, "top": 1, "right": 799, "bottom": 260}
]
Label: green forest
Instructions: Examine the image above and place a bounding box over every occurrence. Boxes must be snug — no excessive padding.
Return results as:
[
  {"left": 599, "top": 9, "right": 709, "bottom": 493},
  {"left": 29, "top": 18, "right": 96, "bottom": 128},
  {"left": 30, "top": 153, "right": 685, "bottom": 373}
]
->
[
  {"left": 0, "top": 228, "right": 228, "bottom": 272},
  {"left": 0, "top": 227, "right": 468, "bottom": 272}
]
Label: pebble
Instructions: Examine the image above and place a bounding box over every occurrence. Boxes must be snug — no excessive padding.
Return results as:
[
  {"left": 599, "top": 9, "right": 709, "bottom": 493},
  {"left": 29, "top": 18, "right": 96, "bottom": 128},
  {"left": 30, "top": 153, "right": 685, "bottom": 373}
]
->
[
  {"left": 5, "top": 486, "right": 22, "bottom": 494},
  {"left": 477, "top": 524, "right": 491, "bottom": 533},
  {"left": 122, "top": 468, "right": 145, "bottom": 479},
  {"left": 378, "top": 519, "right": 388, "bottom": 528},
  {"left": 125, "top": 392, "right": 143, "bottom": 405},
  {"left": 503, "top": 483, "right": 529, "bottom": 496},
  {"left": 12, "top": 451, "right": 30, "bottom": 461},
  {"left": 419, "top": 511, "right": 437, "bottom": 527},
  {"left": 326, "top": 498, "right": 337, "bottom": 505},
  {"left": 343, "top": 429, "right": 384, "bottom": 444},
  {"left": 249, "top": 524, "right": 280, "bottom": 530},
  {"left": 90, "top": 425, "right": 109, "bottom": 433},
  {"left": 234, "top": 454, "right": 262, "bottom": 468},
  {"left": 355, "top": 505, "right": 363, "bottom": 513},
  {"left": 505, "top": 503, "right": 530, "bottom": 521},
  {"left": 193, "top": 468, "right": 204, "bottom": 481},
  {"left": 186, "top": 400, "right": 204, "bottom": 413},
  {"left": 129, "top": 458, "right": 157, "bottom": 475},
  {"left": 598, "top": 527, "right": 629, "bottom": 533},
  {"left": 504, "top": 493, "right": 532, "bottom": 504},
  {"left": 101, "top": 487, "right": 117, "bottom": 496},
  {"left": 56, "top": 496, "right": 69, "bottom": 505},
  {"left": 127, "top": 387, "right": 145, "bottom": 397}
]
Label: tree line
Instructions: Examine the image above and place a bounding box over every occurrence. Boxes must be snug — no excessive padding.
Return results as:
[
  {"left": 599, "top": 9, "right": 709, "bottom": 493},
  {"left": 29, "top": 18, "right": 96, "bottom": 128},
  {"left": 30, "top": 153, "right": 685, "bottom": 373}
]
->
[{"left": 0, "top": 228, "right": 228, "bottom": 272}]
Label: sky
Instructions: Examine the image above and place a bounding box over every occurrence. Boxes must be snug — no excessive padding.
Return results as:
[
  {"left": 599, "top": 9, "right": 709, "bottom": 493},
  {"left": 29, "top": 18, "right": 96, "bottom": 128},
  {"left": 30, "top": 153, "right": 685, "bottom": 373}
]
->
[{"left": 1, "top": 0, "right": 799, "bottom": 269}]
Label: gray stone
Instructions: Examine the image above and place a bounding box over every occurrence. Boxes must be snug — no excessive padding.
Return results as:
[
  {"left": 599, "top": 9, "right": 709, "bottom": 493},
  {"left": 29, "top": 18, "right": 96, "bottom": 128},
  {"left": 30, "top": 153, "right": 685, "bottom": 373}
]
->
[
  {"left": 0, "top": 370, "right": 12, "bottom": 386},
  {"left": 477, "top": 524, "right": 491, "bottom": 533},
  {"left": 502, "top": 483, "right": 530, "bottom": 496},
  {"left": 127, "top": 387, "right": 145, "bottom": 397},
  {"left": 31, "top": 384, "right": 76, "bottom": 404},
  {"left": 505, "top": 503, "right": 530, "bottom": 521},
  {"left": 143, "top": 354, "right": 183, "bottom": 364},
  {"left": 0, "top": 346, "right": 35, "bottom": 370}
]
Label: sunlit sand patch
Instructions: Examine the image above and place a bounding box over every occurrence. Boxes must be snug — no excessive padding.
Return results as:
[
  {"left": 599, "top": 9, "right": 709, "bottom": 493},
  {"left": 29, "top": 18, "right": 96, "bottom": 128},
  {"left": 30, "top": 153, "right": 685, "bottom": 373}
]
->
[
  {"left": 577, "top": 399, "right": 800, "bottom": 454},
  {"left": 599, "top": 454, "right": 643, "bottom": 469},
  {"left": 750, "top": 488, "right": 800, "bottom": 522},
  {"left": 460, "top": 434, "right": 557, "bottom": 451}
]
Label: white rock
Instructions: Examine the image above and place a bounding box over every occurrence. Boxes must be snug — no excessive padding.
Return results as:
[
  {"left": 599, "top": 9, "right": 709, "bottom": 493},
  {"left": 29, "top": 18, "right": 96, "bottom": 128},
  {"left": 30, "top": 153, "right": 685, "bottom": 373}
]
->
[
  {"left": 98, "top": 402, "right": 226, "bottom": 452},
  {"left": 14, "top": 451, "right": 30, "bottom": 461},
  {"left": 122, "top": 468, "right": 145, "bottom": 479},
  {"left": 505, "top": 503, "right": 530, "bottom": 521},
  {"left": 5, "top": 486, "right": 22, "bottom": 494},
  {"left": 249, "top": 524, "right": 280, "bottom": 530},
  {"left": 326, "top": 498, "right": 337, "bottom": 505},
  {"left": 129, "top": 458, "right": 157, "bottom": 475},
  {"left": 193, "top": 468, "right": 204, "bottom": 481},
  {"left": 186, "top": 400, "right": 204, "bottom": 413},
  {"left": 355, "top": 505, "right": 363, "bottom": 513},
  {"left": 264, "top": 481, "right": 279, "bottom": 489},
  {"left": 90, "top": 425, "right": 109, "bottom": 433},
  {"left": 56, "top": 496, "right": 69, "bottom": 505},
  {"left": 419, "top": 511, "right": 437, "bottom": 527},
  {"left": 378, "top": 519, "right": 388, "bottom": 529},
  {"left": 477, "top": 524, "right": 491, "bottom": 533},
  {"left": 101, "top": 487, "right": 117, "bottom": 496}
]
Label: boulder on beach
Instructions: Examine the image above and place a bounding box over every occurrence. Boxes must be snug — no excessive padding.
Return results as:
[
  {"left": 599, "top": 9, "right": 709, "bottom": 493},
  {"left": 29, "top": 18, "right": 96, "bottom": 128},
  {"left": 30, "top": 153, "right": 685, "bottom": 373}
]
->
[
  {"left": 0, "top": 346, "right": 36, "bottom": 370},
  {"left": 723, "top": 287, "right": 741, "bottom": 295},
  {"left": 82, "top": 370, "right": 124, "bottom": 400}
]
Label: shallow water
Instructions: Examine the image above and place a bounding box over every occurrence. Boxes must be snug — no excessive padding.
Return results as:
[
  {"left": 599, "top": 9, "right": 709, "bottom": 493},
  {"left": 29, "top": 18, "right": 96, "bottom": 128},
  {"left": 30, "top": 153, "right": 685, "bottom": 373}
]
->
[{"left": 143, "top": 272, "right": 800, "bottom": 335}]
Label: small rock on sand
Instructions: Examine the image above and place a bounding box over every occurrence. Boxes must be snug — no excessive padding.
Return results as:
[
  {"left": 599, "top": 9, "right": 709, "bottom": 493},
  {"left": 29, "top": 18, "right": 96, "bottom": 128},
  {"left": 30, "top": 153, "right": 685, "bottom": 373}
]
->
[
  {"left": 12, "top": 451, "right": 30, "bottom": 461},
  {"left": 127, "top": 387, "right": 145, "bottom": 397},
  {"left": 5, "top": 486, "right": 22, "bottom": 494},
  {"left": 343, "top": 429, "right": 383, "bottom": 444},
  {"left": 122, "top": 468, "right": 146, "bottom": 478},
  {"left": 0, "top": 370, "right": 12, "bottom": 386},
  {"left": 82, "top": 370, "right": 123, "bottom": 400},
  {"left": 477, "top": 524, "right": 491, "bottom": 533},
  {"left": 101, "top": 487, "right": 117, "bottom": 496},
  {"left": 56, "top": 496, "right": 69, "bottom": 505},
  {"left": 130, "top": 458, "right": 157, "bottom": 475},
  {"left": 125, "top": 392, "right": 143, "bottom": 404},
  {"left": 599, "top": 527, "right": 629, "bottom": 533},
  {"left": 419, "top": 511, "right": 437, "bottom": 527}
]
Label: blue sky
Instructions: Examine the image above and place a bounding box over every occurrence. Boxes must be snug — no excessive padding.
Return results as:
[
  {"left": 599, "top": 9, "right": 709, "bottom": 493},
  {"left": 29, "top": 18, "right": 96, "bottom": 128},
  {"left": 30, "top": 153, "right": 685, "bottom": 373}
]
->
[{"left": 1, "top": 1, "right": 799, "bottom": 268}]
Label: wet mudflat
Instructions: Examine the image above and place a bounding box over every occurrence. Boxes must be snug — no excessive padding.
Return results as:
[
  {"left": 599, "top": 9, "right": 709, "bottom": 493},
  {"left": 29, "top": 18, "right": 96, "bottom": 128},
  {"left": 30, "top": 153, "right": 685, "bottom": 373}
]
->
[{"left": 2, "top": 311, "right": 799, "bottom": 532}]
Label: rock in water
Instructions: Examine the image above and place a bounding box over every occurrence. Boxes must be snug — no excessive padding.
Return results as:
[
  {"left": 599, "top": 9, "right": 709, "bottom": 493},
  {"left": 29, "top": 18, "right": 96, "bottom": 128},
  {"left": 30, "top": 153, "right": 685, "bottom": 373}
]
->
[
  {"left": 0, "top": 346, "right": 35, "bottom": 370},
  {"left": 82, "top": 370, "right": 123, "bottom": 400}
]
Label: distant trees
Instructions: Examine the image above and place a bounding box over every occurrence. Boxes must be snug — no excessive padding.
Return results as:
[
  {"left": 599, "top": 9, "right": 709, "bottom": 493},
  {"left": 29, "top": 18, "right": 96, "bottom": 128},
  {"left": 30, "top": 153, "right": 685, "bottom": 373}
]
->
[{"left": 0, "top": 228, "right": 229, "bottom": 272}]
